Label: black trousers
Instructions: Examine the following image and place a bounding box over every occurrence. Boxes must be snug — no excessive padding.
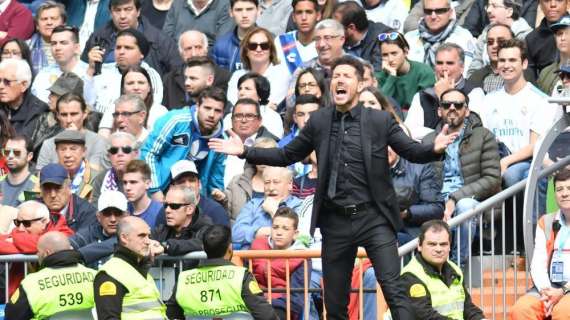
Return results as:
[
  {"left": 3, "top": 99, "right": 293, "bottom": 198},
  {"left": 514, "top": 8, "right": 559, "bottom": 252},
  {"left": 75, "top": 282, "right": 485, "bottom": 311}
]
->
[{"left": 320, "top": 206, "right": 415, "bottom": 320}]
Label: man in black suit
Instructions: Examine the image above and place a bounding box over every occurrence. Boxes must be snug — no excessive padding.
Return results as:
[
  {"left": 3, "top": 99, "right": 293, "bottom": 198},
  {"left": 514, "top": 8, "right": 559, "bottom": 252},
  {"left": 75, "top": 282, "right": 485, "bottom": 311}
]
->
[{"left": 209, "top": 55, "right": 458, "bottom": 320}]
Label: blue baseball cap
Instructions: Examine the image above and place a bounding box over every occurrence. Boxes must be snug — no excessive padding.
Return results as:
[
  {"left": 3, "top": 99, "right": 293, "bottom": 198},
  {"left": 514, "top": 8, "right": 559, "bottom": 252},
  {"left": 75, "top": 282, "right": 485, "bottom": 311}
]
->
[
  {"left": 40, "top": 163, "right": 69, "bottom": 186},
  {"left": 551, "top": 15, "right": 570, "bottom": 32}
]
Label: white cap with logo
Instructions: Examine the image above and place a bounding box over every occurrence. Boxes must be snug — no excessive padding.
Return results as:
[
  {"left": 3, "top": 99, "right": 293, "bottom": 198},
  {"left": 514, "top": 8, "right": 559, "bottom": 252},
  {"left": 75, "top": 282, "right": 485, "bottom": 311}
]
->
[
  {"left": 170, "top": 160, "right": 199, "bottom": 181},
  {"left": 98, "top": 190, "right": 128, "bottom": 212}
]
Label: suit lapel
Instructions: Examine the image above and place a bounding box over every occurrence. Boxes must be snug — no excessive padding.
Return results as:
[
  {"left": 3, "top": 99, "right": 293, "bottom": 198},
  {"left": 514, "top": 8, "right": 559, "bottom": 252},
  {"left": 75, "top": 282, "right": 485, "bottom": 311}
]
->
[{"left": 361, "top": 106, "right": 372, "bottom": 175}]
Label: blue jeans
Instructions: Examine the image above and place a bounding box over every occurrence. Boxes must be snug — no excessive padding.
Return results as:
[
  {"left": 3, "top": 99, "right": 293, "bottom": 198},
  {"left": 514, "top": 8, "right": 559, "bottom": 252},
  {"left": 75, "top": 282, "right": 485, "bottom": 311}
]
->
[
  {"left": 503, "top": 160, "right": 548, "bottom": 221},
  {"left": 363, "top": 267, "right": 378, "bottom": 319},
  {"left": 450, "top": 198, "right": 480, "bottom": 268}
]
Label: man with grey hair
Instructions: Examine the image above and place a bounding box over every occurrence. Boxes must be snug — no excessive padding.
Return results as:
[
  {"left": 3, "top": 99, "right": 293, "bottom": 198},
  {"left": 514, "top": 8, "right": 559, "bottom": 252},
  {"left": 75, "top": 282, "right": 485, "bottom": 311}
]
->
[
  {"left": 163, "top": 30, "right": 230, "bottom": 109},
  {"left": 94, "top": 216, "right": 167, "bottom": 319},
  {"left": 91, "top": 131, "right": 140, "bottom": 204},
  {"left": 404, "top": 0, "right": 475, "bottom": 72},
  {"left": 308, "top": 19, "right": 347, "bottom": 74},
  {"left": 107, "top": 94, "right": 149, "bottom": 143},
  {"left": 151, "top": 185, "right": 212, "bottom": 264},
  {"left": 27, "top": 1, "right": 66, "bottom": 74},
  {"left": 405, "top": 43, "right": 485, "bottom": 139},
  {"left": 232, "top": 166, "right": 303, "bottom": 249},
  {"left": 0, "top": 58, "right": 49, "bottom": 140}
]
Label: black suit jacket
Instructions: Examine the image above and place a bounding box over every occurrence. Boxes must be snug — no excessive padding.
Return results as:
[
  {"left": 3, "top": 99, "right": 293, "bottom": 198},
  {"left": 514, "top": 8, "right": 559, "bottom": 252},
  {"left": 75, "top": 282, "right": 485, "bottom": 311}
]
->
[{"left": 243, "top": 104, "right": 440, "bottom": 232}]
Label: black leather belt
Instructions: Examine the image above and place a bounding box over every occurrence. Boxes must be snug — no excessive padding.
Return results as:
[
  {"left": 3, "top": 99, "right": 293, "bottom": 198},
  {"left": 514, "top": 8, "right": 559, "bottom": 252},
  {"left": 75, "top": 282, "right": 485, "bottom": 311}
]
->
[{"left": 326, "top": 202, "right": 374, "bottom": 216}]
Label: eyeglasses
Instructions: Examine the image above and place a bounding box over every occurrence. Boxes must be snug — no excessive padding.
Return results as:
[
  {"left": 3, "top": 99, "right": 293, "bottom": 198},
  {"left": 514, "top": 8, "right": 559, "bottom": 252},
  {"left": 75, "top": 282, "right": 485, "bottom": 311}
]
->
[
  {"left": 14, "top": 217, "right": 44, "bottom": 228},
  {"left": 163, "top": 202, "right": 191, "bottom": 210},
  {"left": 108, "top": 146, "right": 134, "bottom": 155},
  {"left": 484, "top": 3, "right": 506, "bottom": 10},
  {"left": 1, "top": 148, "right": 24, "bottom": 157},
  {"left": 378, "top": 32, "right": 400, "bottom": 42},
  {"left": 298, "top": 82, "right": 318, "bottom": 90},
  {"left": 247, "top": 42, "right": 270, "bottom": 51},
  {"left": 560, "top": 72, "right": 570, "bottom": 80},
  {"left": 423, "top": 7, "right": 451, "bottom": 15},
  {"left": 487, "top": 38, "right": 506, "bottom": 46},
  {"left": 440, "top": 101, "right": 466, "bottom": 110},
  {"left": 112, "top": 110, "right": 141, "bottom": 118},
  {"left": 313, "top": 35, "right": 340, "bottom": 43},
  {"left": 0, "top": 78, "right": 19, "bottom": 86},
  {"left": 233, "top": 113, "right": 259, "bottom": 121}
]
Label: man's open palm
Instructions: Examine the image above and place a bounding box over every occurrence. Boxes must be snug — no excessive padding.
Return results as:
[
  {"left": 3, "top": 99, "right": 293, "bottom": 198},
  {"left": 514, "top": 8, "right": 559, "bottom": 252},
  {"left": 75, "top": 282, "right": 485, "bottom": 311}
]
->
[{"left": 209, "top": 130, "right": 245, "bottom": 156}]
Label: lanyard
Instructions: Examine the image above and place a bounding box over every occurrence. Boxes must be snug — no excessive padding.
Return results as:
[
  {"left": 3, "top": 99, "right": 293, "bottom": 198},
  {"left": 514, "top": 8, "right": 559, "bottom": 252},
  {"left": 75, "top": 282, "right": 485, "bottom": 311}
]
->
[{"left": 557, "top": 225, "right": 570, "bottom": 258}]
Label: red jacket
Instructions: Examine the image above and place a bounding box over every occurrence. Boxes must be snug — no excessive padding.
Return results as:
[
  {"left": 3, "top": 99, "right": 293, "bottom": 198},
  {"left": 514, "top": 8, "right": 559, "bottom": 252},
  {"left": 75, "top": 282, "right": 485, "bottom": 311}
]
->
[
  {"left": 0, "top": 1, "right": 34, "bottom": 46},
  {"left": 0, "top": 214, "right": 74, "bottom": 296},
  {"left": 251, "top": 236, "right": 304, "bottom": 299}
]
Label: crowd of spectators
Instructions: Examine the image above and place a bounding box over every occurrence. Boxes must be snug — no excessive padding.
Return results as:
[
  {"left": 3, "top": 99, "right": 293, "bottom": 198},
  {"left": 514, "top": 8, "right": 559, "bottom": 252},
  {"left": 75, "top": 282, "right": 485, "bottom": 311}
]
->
[{"left": 0, "top": 0, "right": 568, "bottom": 318}]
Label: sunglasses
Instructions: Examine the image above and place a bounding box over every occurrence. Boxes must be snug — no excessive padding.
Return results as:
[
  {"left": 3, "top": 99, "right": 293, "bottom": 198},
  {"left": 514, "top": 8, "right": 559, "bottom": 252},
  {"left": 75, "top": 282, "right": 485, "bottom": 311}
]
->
[
  {"left": 2, "top": 148, "right": 24, "bottom": 157},
  {"left": 423, "top": 7, "right": 451, "bottom": 15},
  {"left": 487, "top": 38, "right": 506, "bottom": 46},
  {"left": 247, "top": 42, "right": 270, "bottom": 51},
  {"left": 108, "top": 146, "right": 134, "bottom": 155},
  {"left": 378, "top": 32, "right": 400, "bottom": 42},
  {"left": 163, "top": 202, "right": 191, "bottom": 210},
  {"left": 560, "top": 72, "right": 570, "bottom": 80},
  {"left": 440, "top": 101, "right": 466, "bottom": 110},
  {"left": 14, "top": 217, "right": 44, "bottom": 228},
  {"left": 112, "top": 110, "right": 141, "bottom": 118},
  {"left": 0, "top": 78, "right": 19, "bottom": 86}
]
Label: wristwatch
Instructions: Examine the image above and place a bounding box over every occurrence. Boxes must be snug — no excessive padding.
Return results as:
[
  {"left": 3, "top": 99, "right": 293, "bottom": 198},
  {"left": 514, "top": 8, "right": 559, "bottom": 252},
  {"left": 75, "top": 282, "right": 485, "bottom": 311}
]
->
[{"left": 563, "top": 284, "right": 570, "bottom": 295}]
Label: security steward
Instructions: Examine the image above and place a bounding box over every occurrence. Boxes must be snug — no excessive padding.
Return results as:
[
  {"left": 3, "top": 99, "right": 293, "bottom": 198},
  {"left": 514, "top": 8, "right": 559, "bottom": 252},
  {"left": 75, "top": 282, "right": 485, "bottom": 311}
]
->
[
  {"left": 166, "top": 225, "right": 279, "bottom": 320},
  {"left": 401, "top": 220, "right": 485, "bottom": 319},
  {"left": 5, "top": 231, "right": 96, "bottom": 319},
  {"left": 94, "top": 216, "right": 167, "bottom": 319}
]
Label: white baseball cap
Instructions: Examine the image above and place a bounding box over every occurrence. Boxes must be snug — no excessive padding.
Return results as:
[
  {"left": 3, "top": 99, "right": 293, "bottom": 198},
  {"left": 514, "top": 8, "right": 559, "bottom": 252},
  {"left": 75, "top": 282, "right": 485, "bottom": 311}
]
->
[
  {"left": 98, "top": 190, "right": 128, "bottom": 212},
  {"left": 170, "top": 160, "right": 199, "bottom": 181}
]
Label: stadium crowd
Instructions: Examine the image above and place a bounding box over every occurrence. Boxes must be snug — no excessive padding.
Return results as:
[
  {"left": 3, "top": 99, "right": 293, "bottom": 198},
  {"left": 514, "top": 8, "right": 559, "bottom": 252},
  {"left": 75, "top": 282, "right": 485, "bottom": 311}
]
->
[{"left": 0, "top": 0, "right": 568, "bottom": 318}]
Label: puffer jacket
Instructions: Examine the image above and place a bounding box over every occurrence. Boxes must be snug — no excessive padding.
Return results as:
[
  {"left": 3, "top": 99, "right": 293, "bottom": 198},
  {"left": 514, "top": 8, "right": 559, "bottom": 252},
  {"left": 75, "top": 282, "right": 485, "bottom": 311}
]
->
[
  {"left": 211, "top": 27, "right": 242, "bottom": 72},
  {"left": 422, "top": 113, "right": 501, "bottom": 202},
  {"left": 537, "top": 61, "right": 560, "bottom": 96}
]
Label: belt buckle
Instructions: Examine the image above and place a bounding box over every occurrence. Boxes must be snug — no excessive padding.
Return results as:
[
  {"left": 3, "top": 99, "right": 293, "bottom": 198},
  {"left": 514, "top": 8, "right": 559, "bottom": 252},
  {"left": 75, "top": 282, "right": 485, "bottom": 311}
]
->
[{"left": 345, "top": 205, "right": 358, "bottom": 215}]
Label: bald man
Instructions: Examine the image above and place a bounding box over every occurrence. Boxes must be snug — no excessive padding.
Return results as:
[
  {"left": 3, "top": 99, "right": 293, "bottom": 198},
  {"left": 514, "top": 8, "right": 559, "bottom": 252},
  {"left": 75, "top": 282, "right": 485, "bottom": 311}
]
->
[
  {"left": 6, "top": 231, "right": 96, "bottom": 320},
  {"left": 163, "top": 30, "right": 230, "bottom": 109},
  {"left": 232, "top": 166, "right": 303, "bottom": 249},
  {"left": 94, "top": 216, "right": 167, "bottom": 319}
]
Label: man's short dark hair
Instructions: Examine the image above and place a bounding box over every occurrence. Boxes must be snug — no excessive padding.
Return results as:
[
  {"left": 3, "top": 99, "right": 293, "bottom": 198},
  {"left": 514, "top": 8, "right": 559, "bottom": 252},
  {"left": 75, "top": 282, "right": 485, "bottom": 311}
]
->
[
  {"left": 203, "top": 225, "right": 232, "bottom": 258},
  {"left": 487, "top": 23, "right": 515, "bottom": 39},
  {"left": 333, "top": 1, "right": 369, "bottom": 32},
  {"left": 418, "top": 220, "right": 451, "bottom": 245},
  {"left": 295, "top": 94, "right": 320, "bottom": 107},
  {"left": 439, "top": 88, "right": 470, "bottom": 105},
  {"left": 8, "top": 135, "right": 33, "bottom": 154},
  {"left": 273, "top": 207, "right": 299, "bottom": 229},
  {"left": 56, "top": 93, "right": 88, "bottom": 113},
  {"left": 197, "top": 87, "right": 227, "bottom": 106},
  {"left": 292, "top": 0, "right": 318, "bottom": 10},
  {"left": 331, "top": 55, "right": 364, "bottom": 80},
  {"left": 185, "top": 56, "right": 216, "bottom": 77},
  {"left": 124, "top": 159, "right": 151, "bottom": 180},
  {"left": 110, "top": 0, "right": 141, "bottom": 10},
  {"left": 503, "top": 0, "right": 521, "bottom": 20},
  {"left": 233, "top": 98, "right": 261, "bottom": 118},
  {"left": 554, "top": 169, "right": 570, "bottom": 188},
  {"left": 498, "top": 38, "right": 528, "bottom": 61},
  {"left": 435, "top": 43, "right": 465, "bottom": 65},
  {"left": 51, "top": 25, "right": 80, "bottom": 44},
  {"left": 231, "top": 0, "right": 259, "bottom": 8}
]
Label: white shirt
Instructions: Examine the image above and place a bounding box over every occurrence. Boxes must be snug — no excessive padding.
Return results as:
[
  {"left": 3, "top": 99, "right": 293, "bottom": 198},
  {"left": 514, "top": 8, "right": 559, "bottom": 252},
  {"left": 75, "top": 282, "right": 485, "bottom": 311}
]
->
[
  {"left": 79, "top": 0, "right": 100, "bottom": 51},
  {"left": 31, "top": 60, "right": 90, "bottom": 103},
  {"left": 0, "top": 0, "right": 11, "bottom": 14},
  {"left": 223, "top": 134, "right": 256, "bottom": 188},
  {"left": 479, "top": 82, "right": 559, "bottom": 153},
  {"left": 87, "top": 61, "right": 163, "bottom": 114},
  {"left": 273, "top": 31, "right": 318, "bottom": 75}
]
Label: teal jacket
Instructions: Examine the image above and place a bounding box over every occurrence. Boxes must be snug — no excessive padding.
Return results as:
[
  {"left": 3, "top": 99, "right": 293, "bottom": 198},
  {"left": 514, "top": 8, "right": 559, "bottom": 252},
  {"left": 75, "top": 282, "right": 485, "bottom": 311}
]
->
[{"left": 140, "top": 106, "right": 226, "bottom": 195}]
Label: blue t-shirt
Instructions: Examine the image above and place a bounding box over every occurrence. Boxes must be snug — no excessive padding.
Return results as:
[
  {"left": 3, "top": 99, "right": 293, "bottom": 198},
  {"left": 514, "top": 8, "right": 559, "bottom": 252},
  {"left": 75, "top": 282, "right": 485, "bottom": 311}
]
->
[{"left": 128, "top": 200, "right": 165, "bottom": 229}]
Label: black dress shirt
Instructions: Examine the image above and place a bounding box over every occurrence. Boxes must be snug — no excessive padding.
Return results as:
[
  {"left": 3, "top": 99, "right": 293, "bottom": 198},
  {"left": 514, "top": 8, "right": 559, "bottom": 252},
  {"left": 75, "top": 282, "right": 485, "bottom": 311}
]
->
[{"left": 327, "top": 104, "right": 373, "bottom": 207}]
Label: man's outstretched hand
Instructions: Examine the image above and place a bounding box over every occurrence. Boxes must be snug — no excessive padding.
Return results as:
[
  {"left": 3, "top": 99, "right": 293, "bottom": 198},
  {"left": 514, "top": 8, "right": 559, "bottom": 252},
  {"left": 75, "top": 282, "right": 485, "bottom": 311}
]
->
[
  {"left": 433, "top": 124, "right": 459, "bottom": 154},
  {"left": 208, "top": 130, "right": 245, "bottom": 156}
]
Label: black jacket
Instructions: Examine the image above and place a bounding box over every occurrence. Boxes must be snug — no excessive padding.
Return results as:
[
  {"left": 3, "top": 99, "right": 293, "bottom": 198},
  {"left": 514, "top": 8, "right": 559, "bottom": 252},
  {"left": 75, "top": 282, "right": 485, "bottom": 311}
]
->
[
  {"left": 162, "top": 63, "right": 230, "bottom": 110},
  {"left": 344, "top": 21, "right": 392, "bottom": 72},
  {"left": 462, "top": 0, "right": 537, "bottom": 38},
  {"left": 401, "top": 254, "right": 485, "bottom": 320},
  {"left": 525, "top": 18, "right": 557, "bottom": 81},
  {"left": 243, "top": 103, "right": 440, "bottom": 232},
  {"left": 80, "top": 16, "right": 181, "bottom": 77},
  {"left": 151, "top": 209, "right": 213, "bottom": 256},
  {"left": 69, "top": 223, "right": 116, "bottom": 267},
  {"left": 59, "top": 194, "right": 98, "bottom": 232},
  {"left": 5, "top": 250, "right": 87, "bottom": 320},
  {"left": 166, "top": 258, "right": 279, "bottom": 320},
  {"left": 1, "top": 92, "right": 48, "bottom": 142}
]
